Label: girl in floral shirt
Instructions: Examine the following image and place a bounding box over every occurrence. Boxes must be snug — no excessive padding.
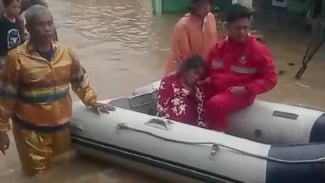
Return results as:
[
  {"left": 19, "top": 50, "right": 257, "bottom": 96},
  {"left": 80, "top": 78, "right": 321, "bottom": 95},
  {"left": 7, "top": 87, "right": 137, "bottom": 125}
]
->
[{"left": 157, "top": 55, "right": 206, "bottom": 127}]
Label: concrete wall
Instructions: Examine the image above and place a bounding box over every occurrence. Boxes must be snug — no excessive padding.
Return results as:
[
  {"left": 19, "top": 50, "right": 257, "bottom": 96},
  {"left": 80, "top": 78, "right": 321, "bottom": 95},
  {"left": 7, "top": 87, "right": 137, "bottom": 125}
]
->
[{"left": 232, "top": 0, "right": 253, "bottom": 9}]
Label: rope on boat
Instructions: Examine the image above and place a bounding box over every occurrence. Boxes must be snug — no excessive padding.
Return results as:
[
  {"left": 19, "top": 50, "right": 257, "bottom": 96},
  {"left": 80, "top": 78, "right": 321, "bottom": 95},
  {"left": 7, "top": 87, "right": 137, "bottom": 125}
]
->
[
  {"left": 295, "top": 22, "right": 325, "bottom": 79},
  {"left": 117, "top": 123, "right": 325, "bottom": 164}
]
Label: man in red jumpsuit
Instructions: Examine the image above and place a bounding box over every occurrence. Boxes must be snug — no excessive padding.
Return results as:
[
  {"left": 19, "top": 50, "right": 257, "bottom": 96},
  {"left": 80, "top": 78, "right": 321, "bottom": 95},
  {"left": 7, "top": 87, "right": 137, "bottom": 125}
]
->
[{"left": 204, "top": 4, "right": 277, "bottom": 132}]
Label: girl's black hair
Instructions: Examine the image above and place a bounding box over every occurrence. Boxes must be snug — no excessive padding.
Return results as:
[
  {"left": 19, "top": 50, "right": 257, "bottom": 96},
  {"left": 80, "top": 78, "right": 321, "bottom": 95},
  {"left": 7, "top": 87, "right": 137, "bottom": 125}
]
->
[
  {"left": 179, "top": 55, "right": 205, "bottom": 75},
  {"left": 225, "top": 3, "right": 251, "bottom": 23},
  {"left": 2, "top": 0, "right": 19, "bottom": 6},
  {"left": 189, "top": 0, "right": 212, "bottom": 11},
  {"left": 191, "top": 0, "right": 212, "bottom": 5}
]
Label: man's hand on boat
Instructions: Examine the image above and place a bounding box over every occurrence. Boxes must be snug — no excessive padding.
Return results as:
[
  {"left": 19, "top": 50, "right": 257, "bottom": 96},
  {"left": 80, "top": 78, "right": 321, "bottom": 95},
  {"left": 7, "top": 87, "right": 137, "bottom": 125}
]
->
[
  {"left": 0, "top": 132, "right": 9, "bottom": 155},
  {"left": 90, "top": 102, "right": 116, "bottom": 115}
]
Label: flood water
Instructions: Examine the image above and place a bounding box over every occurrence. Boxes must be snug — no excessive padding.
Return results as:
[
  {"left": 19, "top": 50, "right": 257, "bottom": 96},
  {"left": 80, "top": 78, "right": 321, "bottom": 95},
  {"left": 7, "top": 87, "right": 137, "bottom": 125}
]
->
[{"left": 1, "top": 0, "right": 325, "bottom": 182}]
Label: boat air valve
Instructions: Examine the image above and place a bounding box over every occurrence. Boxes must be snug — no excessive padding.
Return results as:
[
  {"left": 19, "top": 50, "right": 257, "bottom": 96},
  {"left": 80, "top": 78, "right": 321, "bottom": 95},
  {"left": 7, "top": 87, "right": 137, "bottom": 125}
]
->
[
  {"left": 254, "top": 129, "right": 262, "bottom": 138},
  {"left": 116, "top": 123, "right": 129, "bottom": 134},
  {"left": 210, "top": 144, "right": 220, "bottom": 156}
]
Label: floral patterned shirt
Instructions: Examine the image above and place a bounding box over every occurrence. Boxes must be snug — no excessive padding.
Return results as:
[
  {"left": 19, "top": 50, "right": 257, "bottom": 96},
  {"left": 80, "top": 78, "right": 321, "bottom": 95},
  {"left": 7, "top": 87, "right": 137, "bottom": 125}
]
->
[{"left": 157, "top": 73, "right": 206, "bottom": 127}]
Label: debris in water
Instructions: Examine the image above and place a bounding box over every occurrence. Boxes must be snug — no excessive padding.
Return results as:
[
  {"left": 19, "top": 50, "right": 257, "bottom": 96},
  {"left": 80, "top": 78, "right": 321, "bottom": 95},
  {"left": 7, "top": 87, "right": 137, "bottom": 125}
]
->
[
  {"left": 278, "top": 70, "right": 285, "bottom": 75},
  {"left": 296, "top": 82, "right": 311, "bottom": 88}
]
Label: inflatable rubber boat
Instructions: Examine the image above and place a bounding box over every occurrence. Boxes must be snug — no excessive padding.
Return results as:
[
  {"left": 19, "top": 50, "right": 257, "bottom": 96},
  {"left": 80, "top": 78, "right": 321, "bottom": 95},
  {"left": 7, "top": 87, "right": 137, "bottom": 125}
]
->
[{"left": 70, "top": 81, "right": 325, "bottom": 183}]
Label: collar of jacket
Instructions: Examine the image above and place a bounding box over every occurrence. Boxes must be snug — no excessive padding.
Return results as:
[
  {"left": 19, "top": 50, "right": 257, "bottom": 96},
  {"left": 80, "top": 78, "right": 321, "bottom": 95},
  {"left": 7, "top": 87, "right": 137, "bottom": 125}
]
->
[
  {"left": 26, "top": 41, "right": 59, "bottom": 54},
  {"left": 17, "top": 41, "right": 62, "bottom": 62}
]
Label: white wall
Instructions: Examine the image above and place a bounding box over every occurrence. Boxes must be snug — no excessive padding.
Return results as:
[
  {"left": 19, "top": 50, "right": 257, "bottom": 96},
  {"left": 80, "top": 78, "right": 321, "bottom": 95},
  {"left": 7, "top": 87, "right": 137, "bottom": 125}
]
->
[{"left": 232, "top": 0, "right": 253, "bottom": 9}]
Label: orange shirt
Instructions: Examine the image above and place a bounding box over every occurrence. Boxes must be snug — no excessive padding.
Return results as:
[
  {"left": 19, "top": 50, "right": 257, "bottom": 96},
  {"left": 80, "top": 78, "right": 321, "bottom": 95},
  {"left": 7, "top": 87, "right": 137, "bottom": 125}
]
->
[{"left": 165, "top": 12, "right": 217, "bottom": 75}]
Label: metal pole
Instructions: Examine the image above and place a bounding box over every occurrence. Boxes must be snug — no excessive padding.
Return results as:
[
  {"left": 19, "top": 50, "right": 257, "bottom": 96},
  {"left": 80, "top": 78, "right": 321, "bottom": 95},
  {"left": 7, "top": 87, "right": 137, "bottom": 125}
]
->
[{"left": 155, "top": 0, "right": 163, "bottom": 14}]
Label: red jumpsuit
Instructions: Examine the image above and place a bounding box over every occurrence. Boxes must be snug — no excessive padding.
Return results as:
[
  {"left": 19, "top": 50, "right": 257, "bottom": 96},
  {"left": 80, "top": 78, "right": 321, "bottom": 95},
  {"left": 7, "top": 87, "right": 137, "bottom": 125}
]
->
[{"left": 204, "top": 36, "right": 277, "bottom": 131}]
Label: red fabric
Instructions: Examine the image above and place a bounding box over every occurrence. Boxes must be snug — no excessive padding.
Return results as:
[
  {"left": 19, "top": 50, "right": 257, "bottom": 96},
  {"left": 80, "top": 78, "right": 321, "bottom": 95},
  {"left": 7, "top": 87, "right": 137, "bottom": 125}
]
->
[
  {"left": 204, "top": 36, "right": 277, "bottom": 131},
  {"left": 205, "top": 91, "right": 255, "bottom": 131},
  {"left": 157, "top": 73, "right": 205, "bottom": 127}
]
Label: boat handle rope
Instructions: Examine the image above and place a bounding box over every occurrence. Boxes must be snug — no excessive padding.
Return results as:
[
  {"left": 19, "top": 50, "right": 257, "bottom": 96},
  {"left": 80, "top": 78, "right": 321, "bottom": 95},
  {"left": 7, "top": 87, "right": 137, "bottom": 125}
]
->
[{"left": 117, "top": 123, "right": 325, "bottom": 164}]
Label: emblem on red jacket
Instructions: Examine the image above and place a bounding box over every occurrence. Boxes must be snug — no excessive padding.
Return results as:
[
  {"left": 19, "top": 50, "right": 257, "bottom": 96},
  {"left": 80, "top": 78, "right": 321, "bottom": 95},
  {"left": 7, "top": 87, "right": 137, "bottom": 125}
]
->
[
  {"left": 239, "top": 55, "right": 247, "bottom": 64},
  {"left": 212, "top": 59, "right": 223, "bottom": 69}
]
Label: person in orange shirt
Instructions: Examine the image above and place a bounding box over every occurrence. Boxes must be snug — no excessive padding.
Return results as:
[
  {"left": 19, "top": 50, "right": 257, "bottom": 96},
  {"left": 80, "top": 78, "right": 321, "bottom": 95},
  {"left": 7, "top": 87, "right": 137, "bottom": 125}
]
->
[{"left": 164, "top": 0, "right": 217, "bottom": 75}]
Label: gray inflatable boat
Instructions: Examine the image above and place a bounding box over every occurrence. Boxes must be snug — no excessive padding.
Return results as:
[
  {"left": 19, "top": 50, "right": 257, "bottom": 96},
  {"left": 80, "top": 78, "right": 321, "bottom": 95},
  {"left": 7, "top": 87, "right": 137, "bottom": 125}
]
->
[{"left": 70, "top": 81, "right": 325, "bottom": 183}]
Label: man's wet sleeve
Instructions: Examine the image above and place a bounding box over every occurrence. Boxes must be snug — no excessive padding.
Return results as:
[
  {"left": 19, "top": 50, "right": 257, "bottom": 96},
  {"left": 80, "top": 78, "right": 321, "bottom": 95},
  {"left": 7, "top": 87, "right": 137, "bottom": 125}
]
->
[
  {"left": 69, "top": 49, "right": 97, "bottom": 107},
  {"left": 0, "top": 52, "right": 19, "bottom": 132},
  {"left": 245, "top": 46, "right": 277, "bottom": 95}
]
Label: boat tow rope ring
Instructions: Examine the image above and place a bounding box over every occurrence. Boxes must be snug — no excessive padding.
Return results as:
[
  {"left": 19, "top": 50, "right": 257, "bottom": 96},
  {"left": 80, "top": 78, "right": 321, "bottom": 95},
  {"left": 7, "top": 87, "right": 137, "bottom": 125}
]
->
[{"left": 117, "top": 123, "right": 325, "bottom": 164}]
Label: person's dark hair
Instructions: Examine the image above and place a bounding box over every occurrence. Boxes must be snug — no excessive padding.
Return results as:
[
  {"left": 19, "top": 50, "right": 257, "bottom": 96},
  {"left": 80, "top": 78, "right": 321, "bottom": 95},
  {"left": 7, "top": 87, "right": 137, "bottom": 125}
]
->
[
  {"left": 21, "top": 0, "right": 48, "bottom": 13},
  {"left": 190, "top": 0, "right": 212, "bottom": 10},
  {"left": 191, "top": 0, "right": 212, "bottom": 5},
  {"left": 179, "top": 55, "right": 205, "bottom": 75},
  {"left": 225, "top": 3, "right": 251, "bottom": 23},
  {"left": 2, "top": 0, "right": 19, "bottom": 6}
]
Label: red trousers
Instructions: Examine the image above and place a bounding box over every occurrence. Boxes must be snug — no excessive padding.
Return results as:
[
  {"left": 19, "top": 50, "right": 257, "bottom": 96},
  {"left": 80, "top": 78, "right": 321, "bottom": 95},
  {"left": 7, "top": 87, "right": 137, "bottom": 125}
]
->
[{"left": 205, "top": 91, "right": 255, "bottom": 131}]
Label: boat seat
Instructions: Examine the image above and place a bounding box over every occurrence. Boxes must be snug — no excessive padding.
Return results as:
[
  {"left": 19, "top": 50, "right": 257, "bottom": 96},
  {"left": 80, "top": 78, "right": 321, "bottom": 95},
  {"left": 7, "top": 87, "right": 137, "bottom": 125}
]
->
[
  {"left": 129, "top": 90, "right": 158, "bottom": 115},
  {"left": 109, "top": 98, "right": 131, "bottom": 109}
]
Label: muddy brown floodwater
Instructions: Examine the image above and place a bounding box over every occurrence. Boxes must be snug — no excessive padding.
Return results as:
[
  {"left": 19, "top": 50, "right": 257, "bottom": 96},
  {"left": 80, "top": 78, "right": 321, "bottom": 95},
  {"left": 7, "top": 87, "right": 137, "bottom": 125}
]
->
[{"left": 1, "top": 0, "right": 325, "bottom": 182}]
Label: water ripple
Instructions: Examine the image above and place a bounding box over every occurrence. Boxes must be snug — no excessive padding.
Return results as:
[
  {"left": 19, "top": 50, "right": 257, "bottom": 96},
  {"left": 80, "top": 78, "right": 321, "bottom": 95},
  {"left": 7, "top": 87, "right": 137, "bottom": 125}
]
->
[{"left": 56, "top": 0, "right": 152, "bottom": 51}]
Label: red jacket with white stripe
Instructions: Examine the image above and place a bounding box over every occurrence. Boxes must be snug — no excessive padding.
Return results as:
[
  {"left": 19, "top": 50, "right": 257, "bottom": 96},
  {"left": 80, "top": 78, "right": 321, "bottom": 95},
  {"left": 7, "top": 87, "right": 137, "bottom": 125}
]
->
[{"left": 206, "top": 36, "right": 277, "bottom": 96}]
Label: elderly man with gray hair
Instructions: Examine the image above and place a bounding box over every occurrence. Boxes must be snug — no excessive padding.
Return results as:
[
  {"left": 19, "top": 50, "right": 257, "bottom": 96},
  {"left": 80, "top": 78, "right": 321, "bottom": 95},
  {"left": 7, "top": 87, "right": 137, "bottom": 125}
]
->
[
  {"left": 0, "top": 5, "right": 115, "bottom": 175},
  {"left": 20, "top": 0, "right": 59, "bottom": 41}
]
